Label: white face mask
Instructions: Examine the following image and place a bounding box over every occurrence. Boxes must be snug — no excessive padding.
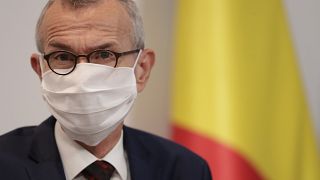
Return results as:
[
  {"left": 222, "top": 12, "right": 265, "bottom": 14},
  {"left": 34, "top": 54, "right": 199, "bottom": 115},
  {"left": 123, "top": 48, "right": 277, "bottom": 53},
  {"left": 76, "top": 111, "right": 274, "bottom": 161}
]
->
[{"left": 41, "top": 50, "right": 141, "bottom": 146}]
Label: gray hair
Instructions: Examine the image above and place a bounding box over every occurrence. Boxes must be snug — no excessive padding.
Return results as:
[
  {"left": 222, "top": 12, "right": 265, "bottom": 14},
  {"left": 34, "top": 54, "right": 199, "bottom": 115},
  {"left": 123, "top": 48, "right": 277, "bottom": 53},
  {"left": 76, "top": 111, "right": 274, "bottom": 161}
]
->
[{"left": 35, "top": 0, "right": 145, "bottom": 53}]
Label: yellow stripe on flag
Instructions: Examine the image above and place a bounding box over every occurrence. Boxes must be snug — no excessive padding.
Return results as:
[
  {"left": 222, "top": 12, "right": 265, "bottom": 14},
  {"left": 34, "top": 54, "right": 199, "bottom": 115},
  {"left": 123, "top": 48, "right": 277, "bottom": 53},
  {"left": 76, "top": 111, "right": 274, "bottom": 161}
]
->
[{"left": 171, "top": 0, "right": 320, "bottom": 179}]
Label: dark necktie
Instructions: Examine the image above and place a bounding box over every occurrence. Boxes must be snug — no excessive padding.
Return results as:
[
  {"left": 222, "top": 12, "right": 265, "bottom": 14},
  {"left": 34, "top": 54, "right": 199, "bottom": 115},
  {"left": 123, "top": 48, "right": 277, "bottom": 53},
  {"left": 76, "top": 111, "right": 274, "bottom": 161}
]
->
[{"left": 82, "top": 160, "right": 115, "bottom": 180}]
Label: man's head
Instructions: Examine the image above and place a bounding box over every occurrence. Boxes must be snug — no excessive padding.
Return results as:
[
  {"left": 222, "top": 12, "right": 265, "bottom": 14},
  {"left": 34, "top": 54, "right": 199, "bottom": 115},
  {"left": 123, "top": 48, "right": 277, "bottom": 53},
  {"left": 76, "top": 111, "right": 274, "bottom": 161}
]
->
[
  {"left": 35, "top": 0, "right": 145, "bottom": 53},
  {"left": 30, "top": 0, "right": 155, "bottom": 147},
  {"left": 31, "top": 0, "right": 154, "bottom": 92}
]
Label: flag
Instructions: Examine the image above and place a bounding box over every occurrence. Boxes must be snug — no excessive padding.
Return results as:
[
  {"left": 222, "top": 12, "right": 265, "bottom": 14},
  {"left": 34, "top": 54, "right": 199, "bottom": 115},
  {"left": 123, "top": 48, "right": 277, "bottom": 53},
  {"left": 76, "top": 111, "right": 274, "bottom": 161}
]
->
[{"left": 171, "top": 0, "right": 320, "bottom": 179}]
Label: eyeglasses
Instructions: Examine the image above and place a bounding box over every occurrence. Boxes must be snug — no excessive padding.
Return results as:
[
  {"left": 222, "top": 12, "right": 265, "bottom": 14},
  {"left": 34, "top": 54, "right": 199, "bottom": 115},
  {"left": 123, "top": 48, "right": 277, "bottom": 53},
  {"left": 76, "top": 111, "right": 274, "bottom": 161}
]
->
[{"left": 42, "top": 49, "right": 141, "bottom": 75}]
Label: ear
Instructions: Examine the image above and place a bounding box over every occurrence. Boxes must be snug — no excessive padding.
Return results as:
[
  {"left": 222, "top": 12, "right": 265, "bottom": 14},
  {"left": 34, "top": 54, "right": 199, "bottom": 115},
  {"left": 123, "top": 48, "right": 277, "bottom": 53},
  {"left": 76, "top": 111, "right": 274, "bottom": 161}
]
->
[
  {"left": 30, "top": 53, "right": 42, "bottom": 80},
  {"left": 135, "top": 49, "right": 155, "bottom": 93}
]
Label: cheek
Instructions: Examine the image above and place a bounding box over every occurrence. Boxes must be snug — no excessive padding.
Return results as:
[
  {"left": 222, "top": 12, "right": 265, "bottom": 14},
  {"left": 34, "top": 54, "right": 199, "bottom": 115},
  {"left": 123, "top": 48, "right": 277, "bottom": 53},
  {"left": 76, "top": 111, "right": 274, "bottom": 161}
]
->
[
  {"left": 40, "top": 60, "right": 52, "bottom": 74},
  {"left": 116, "top": 56, "right": 136, "bottom": 67}
]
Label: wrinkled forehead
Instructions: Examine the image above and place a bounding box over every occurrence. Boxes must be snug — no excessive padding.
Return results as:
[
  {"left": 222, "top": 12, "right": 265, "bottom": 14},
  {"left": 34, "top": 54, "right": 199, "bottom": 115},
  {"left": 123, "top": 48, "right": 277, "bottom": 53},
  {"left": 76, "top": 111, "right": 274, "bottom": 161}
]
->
[{"left": 39, "top": 0, "right": 133, "bottom": 48}]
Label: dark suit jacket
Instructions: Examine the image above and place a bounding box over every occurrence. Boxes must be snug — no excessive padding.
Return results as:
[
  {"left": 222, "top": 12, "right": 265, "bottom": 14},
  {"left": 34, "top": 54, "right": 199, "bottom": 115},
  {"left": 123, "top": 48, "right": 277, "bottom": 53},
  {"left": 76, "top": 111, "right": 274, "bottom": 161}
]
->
[{"left": 0, "top": 116, "right": 212, "bottom": 180}]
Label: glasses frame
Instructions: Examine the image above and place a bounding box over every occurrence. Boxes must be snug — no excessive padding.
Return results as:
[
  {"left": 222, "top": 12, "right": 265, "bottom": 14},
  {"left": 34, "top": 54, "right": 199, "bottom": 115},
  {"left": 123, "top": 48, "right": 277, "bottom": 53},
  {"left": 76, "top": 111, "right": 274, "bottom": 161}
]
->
[{"left": 43, "top": 49, "right": 141, "bottom": 75}]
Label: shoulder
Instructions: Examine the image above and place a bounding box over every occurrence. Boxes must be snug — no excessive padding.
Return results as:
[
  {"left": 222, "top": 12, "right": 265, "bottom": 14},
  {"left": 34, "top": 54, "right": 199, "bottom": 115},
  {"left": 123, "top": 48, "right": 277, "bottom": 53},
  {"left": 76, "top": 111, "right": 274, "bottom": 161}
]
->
[
  {"left": 124, "top": 126, "right": 199, "bottom": 157},
  {"left": 124, "top": 126, "right": 212, "bottom": 179},
  {"left": 0, "top": 153, "right": 31, "bottom": 179},
  {"left": 0, "top": 116, "right": 56, "bottom": 157},
  {"left": 0, "top": 126, "right": 36, "bottom": 154},
  {"left": 0, "top": 126, "right": 38, "bottom": 179}
]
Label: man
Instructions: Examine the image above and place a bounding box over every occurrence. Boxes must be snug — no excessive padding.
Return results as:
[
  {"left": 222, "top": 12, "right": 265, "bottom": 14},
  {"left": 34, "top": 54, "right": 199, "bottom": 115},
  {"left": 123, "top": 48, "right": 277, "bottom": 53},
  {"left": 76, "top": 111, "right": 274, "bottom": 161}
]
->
[{"left": 0, "top": 0, "right": 212, "bottom": 179}]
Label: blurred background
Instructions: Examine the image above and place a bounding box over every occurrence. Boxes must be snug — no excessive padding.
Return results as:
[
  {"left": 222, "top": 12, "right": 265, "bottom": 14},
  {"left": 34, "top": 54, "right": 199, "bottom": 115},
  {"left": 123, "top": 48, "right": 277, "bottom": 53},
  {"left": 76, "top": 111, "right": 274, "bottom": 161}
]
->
[{"left": 0, "top": 0, "right": 319, "bottom": 179}]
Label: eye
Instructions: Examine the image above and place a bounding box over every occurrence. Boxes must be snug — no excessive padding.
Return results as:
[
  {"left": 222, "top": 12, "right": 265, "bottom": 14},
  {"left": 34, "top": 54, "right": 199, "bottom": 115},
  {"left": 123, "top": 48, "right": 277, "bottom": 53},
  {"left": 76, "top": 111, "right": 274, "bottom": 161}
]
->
[
  {"left": 100, "top": 51, "right": 111, "bottom": 59},
  {"left": 52, "top": 52, "right": 75, "bottom": 61},
  {"left": 91, "top": 50, "right": 113, "bottom": 60}
]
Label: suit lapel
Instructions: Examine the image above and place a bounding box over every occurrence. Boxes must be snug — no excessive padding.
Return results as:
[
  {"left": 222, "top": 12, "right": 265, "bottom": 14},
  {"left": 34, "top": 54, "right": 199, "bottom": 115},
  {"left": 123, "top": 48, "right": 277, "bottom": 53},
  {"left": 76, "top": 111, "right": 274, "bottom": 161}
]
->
[
  {"left": 124, "top": 126, "right": 161, "bottom": 180},
  {"left": 26, "top": 119, "right": 167, "bottom": 180},
  {"left": 27, "top": 117, "right": 66, "bottom": 180}
]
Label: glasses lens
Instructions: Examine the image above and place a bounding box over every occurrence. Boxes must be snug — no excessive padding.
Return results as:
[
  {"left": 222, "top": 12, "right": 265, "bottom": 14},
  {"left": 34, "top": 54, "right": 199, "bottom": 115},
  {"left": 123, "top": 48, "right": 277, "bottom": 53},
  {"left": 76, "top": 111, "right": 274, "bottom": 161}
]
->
[
  {"left": 89, "top": 50, "right": 116, "bottom": 67},
  {"left": 48, "top": 51, "right": 76, "bottom": 74}
]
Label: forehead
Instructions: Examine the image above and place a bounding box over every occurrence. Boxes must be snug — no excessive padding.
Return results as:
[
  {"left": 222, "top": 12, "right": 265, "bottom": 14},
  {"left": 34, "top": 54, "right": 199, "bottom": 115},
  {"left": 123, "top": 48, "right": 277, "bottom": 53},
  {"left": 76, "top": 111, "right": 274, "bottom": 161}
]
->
[{"left": 40, "top": 0, "right": 133, "bottom": 51}]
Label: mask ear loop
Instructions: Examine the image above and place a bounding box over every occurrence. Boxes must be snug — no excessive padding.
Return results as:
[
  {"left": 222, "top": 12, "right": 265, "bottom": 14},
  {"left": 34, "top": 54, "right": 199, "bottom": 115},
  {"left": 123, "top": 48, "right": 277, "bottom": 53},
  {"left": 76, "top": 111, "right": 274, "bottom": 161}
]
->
[{"left": 133, "top": 49, "right": 142, "bottom": 69}]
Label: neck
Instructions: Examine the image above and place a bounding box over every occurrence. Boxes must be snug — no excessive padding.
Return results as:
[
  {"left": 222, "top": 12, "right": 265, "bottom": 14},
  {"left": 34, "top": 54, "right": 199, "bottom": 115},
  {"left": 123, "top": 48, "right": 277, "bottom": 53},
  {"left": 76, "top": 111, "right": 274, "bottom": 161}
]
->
[{"left": 77, "top": 124, "right": 123, "bottom": 159}]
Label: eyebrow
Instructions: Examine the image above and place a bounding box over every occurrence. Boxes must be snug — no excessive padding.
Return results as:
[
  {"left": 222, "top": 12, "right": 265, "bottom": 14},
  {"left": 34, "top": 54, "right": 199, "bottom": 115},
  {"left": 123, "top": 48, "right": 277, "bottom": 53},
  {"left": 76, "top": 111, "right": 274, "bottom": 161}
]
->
[
  {"left": 47, "top": 42, "right": 73, "bottom": 52},
  {"left": 46, "top": 41, "right": 116, "bottom": 54}
]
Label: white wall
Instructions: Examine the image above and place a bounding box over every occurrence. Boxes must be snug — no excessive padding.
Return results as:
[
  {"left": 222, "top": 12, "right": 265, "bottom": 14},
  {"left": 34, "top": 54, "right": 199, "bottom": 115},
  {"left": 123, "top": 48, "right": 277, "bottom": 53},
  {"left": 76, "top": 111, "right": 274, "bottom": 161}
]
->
[
  {"left": 0, "top": 1, "right": 319, "bottom": 146},
  {"left": 284, "top": 0, "right": 320, "bottom": 144},
  {"left": 0, "top": 0, "right": 50, "bottom": 131}
]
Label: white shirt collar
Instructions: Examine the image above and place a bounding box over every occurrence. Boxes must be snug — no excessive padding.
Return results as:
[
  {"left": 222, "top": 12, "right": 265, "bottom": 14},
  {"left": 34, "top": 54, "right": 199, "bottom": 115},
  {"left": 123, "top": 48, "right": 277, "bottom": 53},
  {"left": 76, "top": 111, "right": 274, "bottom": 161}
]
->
[{"left": 54, "top": 122, "right": 129, "bottom": 180}]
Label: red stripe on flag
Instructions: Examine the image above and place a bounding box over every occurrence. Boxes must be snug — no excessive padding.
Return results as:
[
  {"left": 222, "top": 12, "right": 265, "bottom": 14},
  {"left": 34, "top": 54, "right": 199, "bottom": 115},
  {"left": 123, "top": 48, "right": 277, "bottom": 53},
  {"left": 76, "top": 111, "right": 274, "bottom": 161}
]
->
[{"left": 172, "top": 125, "right": 265, "bottom": 180}]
